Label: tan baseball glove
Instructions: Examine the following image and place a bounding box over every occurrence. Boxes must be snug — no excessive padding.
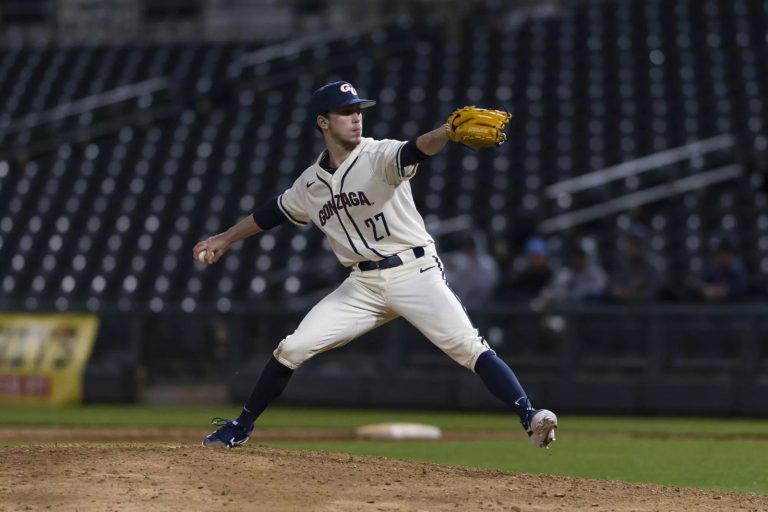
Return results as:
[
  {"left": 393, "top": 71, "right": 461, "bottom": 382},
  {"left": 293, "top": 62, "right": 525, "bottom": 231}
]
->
[{"left": 446, "top": 106, "right": 512, "bottom": 148}]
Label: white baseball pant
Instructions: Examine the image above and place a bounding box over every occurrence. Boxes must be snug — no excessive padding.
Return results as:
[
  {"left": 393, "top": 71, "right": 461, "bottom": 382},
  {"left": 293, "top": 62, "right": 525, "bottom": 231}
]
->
[{"left": 273, "top": 244, "right": 492, "bottom": 371}]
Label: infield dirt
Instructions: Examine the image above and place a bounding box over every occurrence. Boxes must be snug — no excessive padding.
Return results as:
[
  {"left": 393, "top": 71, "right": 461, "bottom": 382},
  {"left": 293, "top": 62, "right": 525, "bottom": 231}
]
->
[{"left": 1, "top": 435, "right": 767, "bottom": 512}]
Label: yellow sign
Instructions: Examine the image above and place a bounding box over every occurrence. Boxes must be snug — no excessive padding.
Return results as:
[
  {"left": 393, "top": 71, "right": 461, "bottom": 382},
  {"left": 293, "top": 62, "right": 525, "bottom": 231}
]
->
[{"left": 0, "top": 314, "right": 99, "bottom": 404}]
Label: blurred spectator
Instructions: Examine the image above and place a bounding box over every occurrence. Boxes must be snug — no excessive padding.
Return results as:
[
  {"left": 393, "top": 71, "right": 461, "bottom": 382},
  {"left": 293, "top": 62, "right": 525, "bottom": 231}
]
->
[
  {"left": 532, "top": 236, "right": 607, "bottom": 310},
  {"left": 500, "top": 236, "right": 553, "bottom": 302},
  {"left": 690, "top": 235, "right": 749, "bottom": 302},
  {"left": 442, "top": 232, "right": 500, "bottom": 308},
  {"left": 606, "top": 225, "right": 666, "bottom": 303}
]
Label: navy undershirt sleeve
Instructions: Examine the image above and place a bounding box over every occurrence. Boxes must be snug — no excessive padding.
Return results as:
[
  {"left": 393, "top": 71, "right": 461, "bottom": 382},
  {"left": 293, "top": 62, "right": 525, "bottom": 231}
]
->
[
  {"left": 252, "top": 197, "right": 287, "bottom": 230},
  {"left": 399, "top": 139, "right": 431, "bottom": 168}
]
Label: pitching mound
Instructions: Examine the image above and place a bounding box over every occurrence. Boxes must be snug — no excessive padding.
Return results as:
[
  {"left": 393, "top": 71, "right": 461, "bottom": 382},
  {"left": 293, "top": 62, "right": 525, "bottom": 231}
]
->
[{"left": 1, "top": 443, "right": 766, "bottom": 512}]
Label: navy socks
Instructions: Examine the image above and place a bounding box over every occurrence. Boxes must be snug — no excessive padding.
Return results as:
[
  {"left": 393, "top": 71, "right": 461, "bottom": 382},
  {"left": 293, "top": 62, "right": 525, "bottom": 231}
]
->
[
  {"left": 235, "top": 356, "right": 294, "bottom": 427},
  {"left": 234, "top": 352, "right": 530, "bottom": 428},
  {"left": 474, "top": 350, "right": 534, "bottom": 423}
]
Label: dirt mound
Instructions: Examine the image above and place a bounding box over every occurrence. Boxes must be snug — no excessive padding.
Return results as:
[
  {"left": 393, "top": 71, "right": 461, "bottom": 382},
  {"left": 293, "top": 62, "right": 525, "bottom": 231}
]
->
[
  {"left": 1, "top": 443, "right": 765, "bottom": 512},
  {"left": 0, "top": 426, "right": 354, "bottom": 442}
]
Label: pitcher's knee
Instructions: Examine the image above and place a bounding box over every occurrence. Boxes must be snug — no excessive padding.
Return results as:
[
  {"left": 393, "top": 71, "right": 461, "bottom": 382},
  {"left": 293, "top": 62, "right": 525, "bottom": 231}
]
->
[
  {"left": 442, "top": 336, "right": 493, "bottom": 371},
  {"left": 272, "top": 338, "right": 312, "bottom": 370}
]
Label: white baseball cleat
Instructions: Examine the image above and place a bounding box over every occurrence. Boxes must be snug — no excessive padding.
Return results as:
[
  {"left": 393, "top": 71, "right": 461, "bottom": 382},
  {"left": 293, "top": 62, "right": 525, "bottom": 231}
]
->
[{"left": 524, "top": 409, "right": 557, "bottom": 448}]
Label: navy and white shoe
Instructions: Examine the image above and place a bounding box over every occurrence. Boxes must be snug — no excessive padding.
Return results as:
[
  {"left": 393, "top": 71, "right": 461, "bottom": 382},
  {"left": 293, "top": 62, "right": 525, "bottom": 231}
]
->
[
  {"left": 202, "top": 418, "right": 254, "bottom": 448},
  {"left": 522, "top": 409, "right": 557, "bottom": 448}
]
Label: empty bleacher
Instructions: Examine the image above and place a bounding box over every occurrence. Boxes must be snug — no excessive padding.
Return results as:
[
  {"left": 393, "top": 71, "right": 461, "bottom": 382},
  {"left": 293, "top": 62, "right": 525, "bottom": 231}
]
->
[{"left": 1, "top": 0, "right": 767, "bottom": 314}]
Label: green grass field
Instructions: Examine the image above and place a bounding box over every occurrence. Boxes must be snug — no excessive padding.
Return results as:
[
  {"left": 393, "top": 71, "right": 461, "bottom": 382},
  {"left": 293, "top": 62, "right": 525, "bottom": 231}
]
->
[{"left": 1, "top": 405, "right": 767, "bottom": 494}]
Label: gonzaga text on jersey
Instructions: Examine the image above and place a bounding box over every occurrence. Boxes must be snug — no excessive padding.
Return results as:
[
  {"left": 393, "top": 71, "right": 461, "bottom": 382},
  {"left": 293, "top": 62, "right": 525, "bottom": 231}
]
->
[{"left": 318, "top": 191, "right": 373, "bottom": 226}]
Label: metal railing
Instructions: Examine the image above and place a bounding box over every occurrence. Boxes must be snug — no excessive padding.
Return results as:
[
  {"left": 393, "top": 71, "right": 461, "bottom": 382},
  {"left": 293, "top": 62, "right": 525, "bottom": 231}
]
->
[
  {"left": 0, "top": 78, "right": 171, "bottom": 137},
  {"left": 72, "top": 303, "right": 768, "bottom": 373},
  {"left": 544, "top": 134, "right": 736, "bottom": 198},
  {"left": 540, "top": 164, "right": 741, "bottom": 233},
  {"left": 540, "top": 134, "right": 741, "bottom": 233}
]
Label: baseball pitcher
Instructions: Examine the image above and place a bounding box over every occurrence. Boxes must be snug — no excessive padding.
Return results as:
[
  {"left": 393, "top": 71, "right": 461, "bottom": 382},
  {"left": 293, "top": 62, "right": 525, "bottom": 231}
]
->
[{"left": 195, "top": 81, "right": 557, "bottom": 448}]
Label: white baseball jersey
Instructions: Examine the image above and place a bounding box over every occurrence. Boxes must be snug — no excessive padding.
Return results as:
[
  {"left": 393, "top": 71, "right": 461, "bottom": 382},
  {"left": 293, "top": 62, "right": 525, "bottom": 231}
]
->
[{"left": 276, "top": 137, "right": 434, "bottom": 267}]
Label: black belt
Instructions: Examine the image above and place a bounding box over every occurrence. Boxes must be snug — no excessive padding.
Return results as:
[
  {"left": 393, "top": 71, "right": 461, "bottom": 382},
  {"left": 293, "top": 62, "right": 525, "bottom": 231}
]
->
[{"left": 358, "top": 247, "right": 425, "bottom": 271}]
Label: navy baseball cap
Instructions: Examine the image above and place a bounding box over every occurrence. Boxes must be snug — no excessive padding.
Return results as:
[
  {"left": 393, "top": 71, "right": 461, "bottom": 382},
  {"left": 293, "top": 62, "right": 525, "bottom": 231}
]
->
[{"left": 309, "top": 81, "right": 376, "bottom": 116}]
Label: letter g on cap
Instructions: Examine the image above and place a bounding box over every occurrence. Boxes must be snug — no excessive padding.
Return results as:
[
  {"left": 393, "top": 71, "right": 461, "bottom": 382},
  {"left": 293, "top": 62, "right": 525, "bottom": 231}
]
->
[{"left": 340, "top": 83, "right": 357, "bottom": 95}]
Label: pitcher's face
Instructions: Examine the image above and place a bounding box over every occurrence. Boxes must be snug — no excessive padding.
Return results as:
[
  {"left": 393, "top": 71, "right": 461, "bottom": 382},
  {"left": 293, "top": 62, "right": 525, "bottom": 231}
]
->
[{"left": 320, "top": 105, "right": 363, "bottom": 149}]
